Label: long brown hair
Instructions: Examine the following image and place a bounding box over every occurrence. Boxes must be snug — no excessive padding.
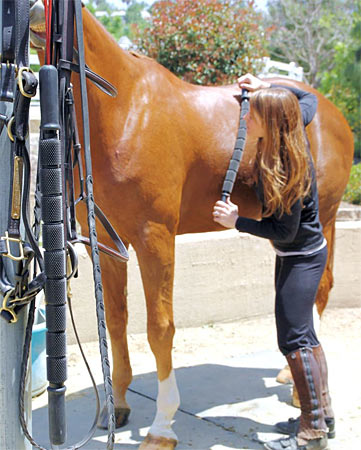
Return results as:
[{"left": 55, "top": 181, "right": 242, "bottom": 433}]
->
[{"left": 250, "top": 88, "right": 312, "bottom": 217}]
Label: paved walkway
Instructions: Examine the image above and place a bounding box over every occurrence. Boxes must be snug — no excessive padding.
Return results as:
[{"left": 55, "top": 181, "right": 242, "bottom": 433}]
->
[{"left": 32, "top": 307, "right": 361, "bottom": 449}]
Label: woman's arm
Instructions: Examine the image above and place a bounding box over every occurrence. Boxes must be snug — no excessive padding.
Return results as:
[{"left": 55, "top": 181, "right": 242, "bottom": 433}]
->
[
  {"left": 213, "top": 198, "right": 302, "bottom": 243},
  {"left": 235, "top": 203, "right": 301, "bottom": 242},
  {"left": 237, "top": 74, "right": 318, "bottom": 127},
  {"left": 271, "top": 84, "right": 318, "bottom": 126}
]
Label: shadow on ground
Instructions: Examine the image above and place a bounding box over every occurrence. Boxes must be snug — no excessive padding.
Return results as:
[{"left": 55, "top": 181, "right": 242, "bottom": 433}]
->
[{"left": 33, "top": 361, "right": 292, "bottom": 449}]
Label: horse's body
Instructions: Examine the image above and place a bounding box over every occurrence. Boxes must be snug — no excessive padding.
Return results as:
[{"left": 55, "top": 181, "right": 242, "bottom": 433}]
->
[{"left": 32, "top": 7, "right": 353, "bottom": 449}]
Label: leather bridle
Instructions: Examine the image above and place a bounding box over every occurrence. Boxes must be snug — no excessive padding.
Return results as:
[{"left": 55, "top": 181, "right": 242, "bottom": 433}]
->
[{"left": 1, "top": 1, "right": 128, "bottom": 449}]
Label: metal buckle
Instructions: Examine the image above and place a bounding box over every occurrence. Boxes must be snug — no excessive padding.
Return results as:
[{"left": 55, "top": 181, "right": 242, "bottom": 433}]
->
[
  {"left": 0, "top": 290, "right": 18, "bottom": 323},
  {"left": 6, "top": 115, "right": 30, "bottom": 143},
  {"left": 0, "top": 232, "right": 27, "bottom": 261},
  {"left": 17, "top": 67, "right": 37, "bottom": 98},
  {"left": 6, "top": 116, "right": 15, "bottom": 142}
]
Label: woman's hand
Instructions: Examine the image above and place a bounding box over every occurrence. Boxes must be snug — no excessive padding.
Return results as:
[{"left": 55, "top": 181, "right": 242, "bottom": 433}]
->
[
  {"left": 213, "top": 197, "right": 239, "bottom": 229},
  {"left": 237, "top": 73, "right": 271, "bottom": 92}
]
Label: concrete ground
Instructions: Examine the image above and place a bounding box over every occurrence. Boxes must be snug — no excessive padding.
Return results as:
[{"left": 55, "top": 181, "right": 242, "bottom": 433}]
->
[{"left": 32, "top": 306, "right": 361, "bottom": 450}]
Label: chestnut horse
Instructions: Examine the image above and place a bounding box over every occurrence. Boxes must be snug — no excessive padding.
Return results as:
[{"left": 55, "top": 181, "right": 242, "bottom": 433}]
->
[{"left": 30, "top": 5, "right": 354, "bottom": 449}]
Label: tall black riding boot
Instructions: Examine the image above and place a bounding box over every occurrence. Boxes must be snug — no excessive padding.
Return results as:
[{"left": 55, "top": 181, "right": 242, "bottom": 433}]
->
[{"left": 264, "top": 347, "right": 328, "bottom": 450}]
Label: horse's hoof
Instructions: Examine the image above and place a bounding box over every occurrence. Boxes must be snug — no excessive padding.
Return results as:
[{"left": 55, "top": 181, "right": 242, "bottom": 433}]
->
[
  {"left": 139, "top": 433, "right": 177, "bottom": 449},
  {"left": 276, "top": 365, "right": 293, "bottom": 384},
  {"left": 97, "top": 404, "right": 131, "bottom": 429}
]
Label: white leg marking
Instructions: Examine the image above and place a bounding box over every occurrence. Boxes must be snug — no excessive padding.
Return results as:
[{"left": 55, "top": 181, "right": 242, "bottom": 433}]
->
[
  {"left": 313, "top": 304, "right": 321, "bottom": 334},
  {"left": 148, "top": 369, "right": 180, "bottom": 440}
]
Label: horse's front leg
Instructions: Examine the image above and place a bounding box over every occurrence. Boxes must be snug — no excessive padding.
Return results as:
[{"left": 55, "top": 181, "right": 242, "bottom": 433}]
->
[
  {"left": 96, "top": 247, "right": 133, "bottom": 429},
  {"left": 134, "top": 222, "right": 180, "bottom": 449}
]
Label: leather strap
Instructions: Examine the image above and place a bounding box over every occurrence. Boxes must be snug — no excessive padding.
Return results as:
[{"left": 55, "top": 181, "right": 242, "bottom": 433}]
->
[
  {"left": 65, "top": 90, "right": 127, "bottom": 262},
  {"left": 7, "top": 69, "right": 38, "bottom": 238},
  {"left": 0, "top": 63, "right": 16, "bottom": 102},
  {"left": 1, "top": 0, "right": 16, "bottom": 62},
  {"left": 0, "top": 239, "right": 45, "bottom": 323},
  {"left": 14, "top": 0, "right": 29, "bottom": 68},
  {"left": 74, "top": 2, "right": 117, "bottom": 447},
  {"left": 58, "top": 58, "right": 118, "bottom": 97},
  {"left": 0, "top": 0, "right": 43, "bottom": 324},
  {"left": 5, "top": 0, "right": 37, "bottom": 239},
  {"left": 73, "top": 201, "right": 128, "bottom": 262}
]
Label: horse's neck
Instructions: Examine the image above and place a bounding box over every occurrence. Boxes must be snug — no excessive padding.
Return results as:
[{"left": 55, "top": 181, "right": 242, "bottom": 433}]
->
[{"left": 82, "top": 8, "right": 136, "bottom": 102}]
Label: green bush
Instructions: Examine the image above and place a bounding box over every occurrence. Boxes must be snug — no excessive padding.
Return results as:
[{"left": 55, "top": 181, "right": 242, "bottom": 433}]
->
[
  {"left": 343, "top": 163, "right": 361, "bottom": 205},
  {"left": 135, "top": 0, "right": 268, "bottom": 85}
]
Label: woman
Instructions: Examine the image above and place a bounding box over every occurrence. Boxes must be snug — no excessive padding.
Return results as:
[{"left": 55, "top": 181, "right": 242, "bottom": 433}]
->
[{"left": 213, "top": 74, "right": 334, "bottom": 450}]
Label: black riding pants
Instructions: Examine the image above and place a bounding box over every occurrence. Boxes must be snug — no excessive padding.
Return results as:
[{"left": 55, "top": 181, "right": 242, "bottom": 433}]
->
[{"left": 275, "top": 245, "right": 328, "bottom": 355}]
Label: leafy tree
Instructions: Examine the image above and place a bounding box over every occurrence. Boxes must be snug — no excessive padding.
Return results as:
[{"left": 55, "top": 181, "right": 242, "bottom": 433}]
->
[
  {"left": 265, "top": 0, "right": 360, "bottom": 160},
  {"left": 125, "top": 1, "right": 149, "bottom": 36},
  {"left": 97, "top": 15, "right": 126, "bottom": 40},
  {"left": 85, "top": 0, "right": 149, "bottom": 41},
  {"left": 265, "top": 0, "right": 355, "bottom": 88},
  {"left": 343, "top": 163, "right": 361, "bottom": 204},
  {"left": 319, "top": 2, "right": 361, "bottom": 159},
  {"left": 135, "top": 0, "right": 269, "bottom": 85}
]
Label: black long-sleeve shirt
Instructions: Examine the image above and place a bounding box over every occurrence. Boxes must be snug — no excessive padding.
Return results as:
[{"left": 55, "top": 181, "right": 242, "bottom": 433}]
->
[{"left": 235, "top": 84, "right": 325, "bottom": 254}]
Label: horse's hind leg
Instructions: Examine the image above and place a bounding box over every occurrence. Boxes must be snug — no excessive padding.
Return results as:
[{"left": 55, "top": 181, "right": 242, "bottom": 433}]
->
[
  {"left": 314, "top": 219, "right": 336, "bottom": 316},
  {"left": 96, "top": 246, "right": 133, "bottom": 429},
  {"left": 134, "top": 223, "right": 179, "bottom": 449}
]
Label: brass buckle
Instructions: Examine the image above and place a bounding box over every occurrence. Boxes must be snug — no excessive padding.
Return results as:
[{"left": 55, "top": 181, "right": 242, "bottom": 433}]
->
[
  {"left": 7, "top": 116, "right": 15, "bottom": 142},
  {"left": 0, "top": 290, "right": 18, "bottom": 323},
  {"left": 17, "top": 67, "right": 36, "bottom": 98},
  {"left": 0, "top": 232, "right": 27, "bottom": 261},
  {"left": 6, "top": 116, "right": 29, "bottom": 143}
]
